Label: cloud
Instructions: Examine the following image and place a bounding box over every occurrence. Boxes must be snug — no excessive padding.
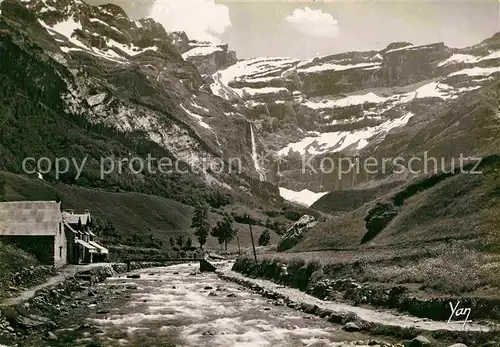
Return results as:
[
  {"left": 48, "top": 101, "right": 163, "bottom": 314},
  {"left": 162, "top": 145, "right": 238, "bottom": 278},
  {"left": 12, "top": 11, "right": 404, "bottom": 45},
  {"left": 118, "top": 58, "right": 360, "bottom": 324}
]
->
[
  {"left": 148, "top": 0, "right": 231, "bottom": 43},
  {"left": 285, "top": 7, "right": 339, "bottom": 38}
]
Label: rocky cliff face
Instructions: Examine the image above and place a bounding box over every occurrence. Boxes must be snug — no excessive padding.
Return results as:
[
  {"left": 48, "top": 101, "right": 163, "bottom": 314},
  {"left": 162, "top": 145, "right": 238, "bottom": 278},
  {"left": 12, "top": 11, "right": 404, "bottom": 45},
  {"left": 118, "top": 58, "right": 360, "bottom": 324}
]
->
[
  {"left": 208, "top": 33, "right": 500, "bottom": 205},
  {"left": 1, "top": 0, "right": 498, "bottom": 209},
  {"left": 181, "top": 41, "right": 237, "bottom": 76},
  {"left": 0, "top": 0, "right": 279, "bottom": 205}
]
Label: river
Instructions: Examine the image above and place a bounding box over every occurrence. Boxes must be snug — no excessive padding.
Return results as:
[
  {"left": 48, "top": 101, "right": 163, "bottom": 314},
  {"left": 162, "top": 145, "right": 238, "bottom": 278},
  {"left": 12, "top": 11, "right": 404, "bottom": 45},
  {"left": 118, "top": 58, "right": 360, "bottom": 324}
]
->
[{"left": 39, "top": 262, "right": 399, "bottom": 347}]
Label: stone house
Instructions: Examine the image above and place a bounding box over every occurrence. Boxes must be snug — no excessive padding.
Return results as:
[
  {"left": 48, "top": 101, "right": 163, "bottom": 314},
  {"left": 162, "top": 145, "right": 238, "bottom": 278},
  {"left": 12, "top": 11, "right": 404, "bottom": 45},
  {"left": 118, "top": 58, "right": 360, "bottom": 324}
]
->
[
  {"left": 0, "top": 201, "right": 108, "bottom": 267},
  {"left": 62, "top": 209, "right": 108, "bottom": 264},
  {"left": 0, "top": 201, "right": 67, "bottom": 268}
]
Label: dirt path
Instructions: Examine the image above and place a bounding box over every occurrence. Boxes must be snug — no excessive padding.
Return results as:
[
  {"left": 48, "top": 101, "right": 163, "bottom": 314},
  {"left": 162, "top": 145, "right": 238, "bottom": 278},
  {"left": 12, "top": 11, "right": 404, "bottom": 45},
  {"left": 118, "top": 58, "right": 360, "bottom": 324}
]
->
[
  {"left": 0, "top": 263, "right": 113, "bottom": 307},
  {"left": 219, "top": 263, "right": 497, "bottom": 334}
]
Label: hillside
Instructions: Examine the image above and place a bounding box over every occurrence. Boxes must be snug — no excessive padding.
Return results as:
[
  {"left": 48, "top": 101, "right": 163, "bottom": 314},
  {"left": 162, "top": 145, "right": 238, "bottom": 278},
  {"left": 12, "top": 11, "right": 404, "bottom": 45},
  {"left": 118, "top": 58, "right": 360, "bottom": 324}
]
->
[
  {"left": 297, "top": 154, "right": 500, "bottom": 251},
  {"left": 0, "top": 0, "right": 281, "bottom": 211},
  {"left": 0, "top": 171, "right": 282, "bottom": 251}
]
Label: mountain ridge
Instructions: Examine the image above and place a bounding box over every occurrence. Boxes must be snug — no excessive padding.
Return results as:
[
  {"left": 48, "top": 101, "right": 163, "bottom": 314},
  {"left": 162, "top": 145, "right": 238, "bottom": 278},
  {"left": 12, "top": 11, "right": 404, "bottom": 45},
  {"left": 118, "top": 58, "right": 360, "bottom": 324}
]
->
[{"left": 1, "top": 0, "right": 499, "bottom": 212}]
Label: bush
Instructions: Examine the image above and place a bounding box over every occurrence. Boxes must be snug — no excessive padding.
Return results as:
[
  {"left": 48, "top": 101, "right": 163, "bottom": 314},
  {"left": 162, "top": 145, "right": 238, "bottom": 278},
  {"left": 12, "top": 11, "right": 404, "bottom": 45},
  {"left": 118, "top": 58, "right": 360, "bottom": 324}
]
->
[{"left": 258, "top": 229, "right": 271, "bottom": 246}]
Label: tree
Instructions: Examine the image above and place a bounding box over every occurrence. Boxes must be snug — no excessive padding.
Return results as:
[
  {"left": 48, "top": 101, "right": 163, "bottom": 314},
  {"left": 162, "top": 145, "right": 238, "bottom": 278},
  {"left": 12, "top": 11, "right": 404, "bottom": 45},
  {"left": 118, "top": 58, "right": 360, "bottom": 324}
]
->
[
  {"left": 176, "top": 235, "right": 184, "bottom": 249},
  {"left": 169, "top": 237, "right": 176, "bottom": 248},
  {"left": 258, "top": 229, "right": 271, "bottom": 246},
  {"left": 185, "top": 237, "right": 192, "bottom": 249},
  {"left": 90, "top": 216, "right": 118, "bottom": 239},
  {"left": 210, "top": 215, "right": 237, "bottom": 251},
  {"left": 191, "top": 205, "right": 210, "bottom": 249}
]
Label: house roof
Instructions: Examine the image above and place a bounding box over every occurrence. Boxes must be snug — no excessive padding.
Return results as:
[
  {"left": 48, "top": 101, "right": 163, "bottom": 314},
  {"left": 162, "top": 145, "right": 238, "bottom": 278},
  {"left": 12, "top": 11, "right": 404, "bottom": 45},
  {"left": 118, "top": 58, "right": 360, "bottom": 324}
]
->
[
  {"left": 0, "top": 201, "right": 62, "bottom": 236},
  {"left": 62, "top": 212, "right": 91, "bottom": 225}
]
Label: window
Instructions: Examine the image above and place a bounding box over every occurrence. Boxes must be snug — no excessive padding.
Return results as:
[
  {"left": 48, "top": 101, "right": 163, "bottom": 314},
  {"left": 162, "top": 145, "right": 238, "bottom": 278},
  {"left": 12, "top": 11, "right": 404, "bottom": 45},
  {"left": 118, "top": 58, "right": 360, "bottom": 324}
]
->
[
  {"left": 59, "top": 223, "right": 62, "bottom": 235},
  {"left": 59, "top": 246, "right": 63, "bottom": 258}
]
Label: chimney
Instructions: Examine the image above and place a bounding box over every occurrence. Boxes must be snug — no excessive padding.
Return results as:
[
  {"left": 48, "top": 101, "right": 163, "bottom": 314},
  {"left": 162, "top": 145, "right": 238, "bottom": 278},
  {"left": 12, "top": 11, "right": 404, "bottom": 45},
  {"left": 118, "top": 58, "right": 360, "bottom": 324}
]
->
[{"left": 85, "top": 209, "right": 91, "bottom": 215}]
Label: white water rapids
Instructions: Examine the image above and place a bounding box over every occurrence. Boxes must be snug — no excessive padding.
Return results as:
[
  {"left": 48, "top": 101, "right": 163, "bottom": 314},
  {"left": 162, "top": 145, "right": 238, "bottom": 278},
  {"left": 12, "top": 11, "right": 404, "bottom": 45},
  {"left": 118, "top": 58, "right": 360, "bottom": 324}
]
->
[{"left": 45, "top": 263, "right": 397, "bottom": 347}]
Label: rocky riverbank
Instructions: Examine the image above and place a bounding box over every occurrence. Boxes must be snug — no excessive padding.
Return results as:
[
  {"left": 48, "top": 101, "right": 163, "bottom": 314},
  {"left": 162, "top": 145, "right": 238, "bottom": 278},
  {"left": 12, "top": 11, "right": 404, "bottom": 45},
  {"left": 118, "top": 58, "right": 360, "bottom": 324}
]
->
[
  {"left": 227, "top": 259, "right": 500, "bottom": 347},
  {"left": 0, "top": 261, "right": 183, "bottom": 346}
]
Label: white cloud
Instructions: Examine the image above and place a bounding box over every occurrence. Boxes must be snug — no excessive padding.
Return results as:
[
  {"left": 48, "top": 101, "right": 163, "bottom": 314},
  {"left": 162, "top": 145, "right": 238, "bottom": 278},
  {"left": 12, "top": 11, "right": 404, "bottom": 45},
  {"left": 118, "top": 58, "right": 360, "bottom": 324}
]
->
[
  {"left": 285, "top": 7, "right": 339, "bottom": 38},
  {"left": 148, "top": 0, "right": 231, "bottom": 43}
]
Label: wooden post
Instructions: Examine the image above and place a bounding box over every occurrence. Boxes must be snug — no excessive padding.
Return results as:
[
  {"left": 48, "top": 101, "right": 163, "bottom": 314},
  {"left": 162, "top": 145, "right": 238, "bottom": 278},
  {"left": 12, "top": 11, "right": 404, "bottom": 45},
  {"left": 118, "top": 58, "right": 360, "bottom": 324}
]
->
[
  {"left": 247, "top": 216, "right": 257, "bottom": 263},
  {"left": 126, "top": 260, "right": 131, "bottom": 272},
  {"left": 236, "top": 234, "right": 241, "bottom": 255}
]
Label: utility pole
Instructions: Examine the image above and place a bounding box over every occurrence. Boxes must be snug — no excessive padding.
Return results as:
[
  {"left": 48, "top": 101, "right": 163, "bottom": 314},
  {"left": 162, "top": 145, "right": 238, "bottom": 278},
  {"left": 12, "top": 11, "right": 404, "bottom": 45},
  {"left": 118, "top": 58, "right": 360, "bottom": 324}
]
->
[
  {"left": 246, "top": 214, "right": 258, "bottom": 263},
  {"left": 236, "top": 234, "right": 241, "bottom": 255}
]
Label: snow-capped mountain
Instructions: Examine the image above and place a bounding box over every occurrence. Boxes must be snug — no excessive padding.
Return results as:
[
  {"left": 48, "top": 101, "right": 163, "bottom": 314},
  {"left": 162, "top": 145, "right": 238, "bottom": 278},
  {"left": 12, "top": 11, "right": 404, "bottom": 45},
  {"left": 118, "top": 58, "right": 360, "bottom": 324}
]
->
[
  {"left": 0, "top": 0, "right": 279, "bottom": 204},
  {"left": 209, "top": 40, "right": 499, "bottom": 158},
  {"left": 196, "top": 35, "right": 500, "bottom": 205}
]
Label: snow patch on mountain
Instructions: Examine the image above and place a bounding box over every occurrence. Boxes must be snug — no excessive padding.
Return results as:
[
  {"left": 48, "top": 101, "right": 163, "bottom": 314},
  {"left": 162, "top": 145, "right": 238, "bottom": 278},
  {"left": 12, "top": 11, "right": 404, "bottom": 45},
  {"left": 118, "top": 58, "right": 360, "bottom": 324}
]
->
[
  {"left": 278, "top": 112, "right": 415, "bottom": 156},
  {"left": 240, "top": 87, "right": 289, "bottom": 98},
  {"left": 38, "top": 17, "right": 87, "bottom": 49},
  {"left": 106, "top": 38, "right": 158, "bottom": 56},
  {"left": 215, "top": 57, "right": 300, "bottom": 85},
  {"left": 438, "top": 51, "right": 500, "bottom": 67},
  {"left": 449, "top": 66, "right": 500, "bottom": 77},
  {"left": 182, "top": 45, "right": 222, "bottom": 59},
  {"left": 180, "top": 104, "right": 211, "bottom": 129},
  {"left": 88, "top": 17, "right": 122, "bottom": 35},
  {"left": 279, "top": 187, "right": 328, "bottom": 207},
  {"left": 302, "top": 79, "right": 484, "bottom": 114},
  {"left": 297, "top": 62, "right": 380, "bottom": 74},
  {"left": 385, "top": 45, "right": 414, "bottom": 54}
]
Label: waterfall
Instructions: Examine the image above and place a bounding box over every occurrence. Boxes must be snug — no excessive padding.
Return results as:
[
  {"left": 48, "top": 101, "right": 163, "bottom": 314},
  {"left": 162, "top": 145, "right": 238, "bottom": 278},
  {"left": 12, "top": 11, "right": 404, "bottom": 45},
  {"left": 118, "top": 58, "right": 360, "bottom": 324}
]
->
[{"left": 250, "top": 123, "right": 266, "bottom": 182}]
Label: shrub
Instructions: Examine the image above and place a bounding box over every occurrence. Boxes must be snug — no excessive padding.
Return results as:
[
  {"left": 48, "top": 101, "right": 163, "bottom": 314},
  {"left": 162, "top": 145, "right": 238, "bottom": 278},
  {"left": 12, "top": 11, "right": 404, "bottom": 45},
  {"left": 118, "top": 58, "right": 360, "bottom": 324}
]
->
[{"left": 258, "top": 229, "right": 271, "bottom": 246}]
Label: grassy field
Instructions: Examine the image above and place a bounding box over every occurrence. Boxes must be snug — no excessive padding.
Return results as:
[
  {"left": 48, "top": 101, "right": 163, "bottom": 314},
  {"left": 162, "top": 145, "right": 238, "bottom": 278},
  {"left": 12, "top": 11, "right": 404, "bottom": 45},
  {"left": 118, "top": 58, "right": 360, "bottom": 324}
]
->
[{"left": 0, "top": 242, "right": 56, "bottom": 301}]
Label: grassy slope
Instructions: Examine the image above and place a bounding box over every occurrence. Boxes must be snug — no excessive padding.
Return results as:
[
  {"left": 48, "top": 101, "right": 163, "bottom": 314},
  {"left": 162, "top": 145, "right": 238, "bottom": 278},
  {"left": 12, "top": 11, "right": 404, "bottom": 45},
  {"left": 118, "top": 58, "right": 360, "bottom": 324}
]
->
[
  {"left": 310, "top": 182, "right": 400, "bottom": 214},
  {"left": 267, "top": 156, "right": 500, "bottom": 295},
  {"left": 297, "top": 156, "right": 500, "bottom": 251},
  {"left": 0, "top": 242, "right": 40, "bottom": 277},
  {"left": 1, "top": 171, "right": 281, "bottom": 251},
  {"left": 0, "top": 242, "right": 53, "bottom": 301}
]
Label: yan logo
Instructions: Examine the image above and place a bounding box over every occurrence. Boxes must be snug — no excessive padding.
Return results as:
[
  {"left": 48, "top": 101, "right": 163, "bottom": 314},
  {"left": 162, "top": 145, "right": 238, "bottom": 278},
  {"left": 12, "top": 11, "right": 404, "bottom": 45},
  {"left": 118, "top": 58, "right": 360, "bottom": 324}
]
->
[{"left": 448, "top": 300, "right": 472, "bottom": 330}]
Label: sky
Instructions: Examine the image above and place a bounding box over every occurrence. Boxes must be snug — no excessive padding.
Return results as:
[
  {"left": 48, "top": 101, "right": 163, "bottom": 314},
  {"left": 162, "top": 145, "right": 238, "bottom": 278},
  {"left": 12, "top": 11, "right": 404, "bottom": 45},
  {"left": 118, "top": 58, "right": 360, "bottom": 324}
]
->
[{"left": 87, "top": 0, "right": 500, "bottom": 59}]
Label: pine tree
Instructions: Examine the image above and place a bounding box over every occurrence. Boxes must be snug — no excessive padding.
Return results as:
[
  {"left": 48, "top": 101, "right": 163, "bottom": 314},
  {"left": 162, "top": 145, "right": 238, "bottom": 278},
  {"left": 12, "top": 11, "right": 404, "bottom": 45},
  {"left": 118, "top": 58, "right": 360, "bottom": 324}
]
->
[
  {"left": 191, "top": 205, "right": 210, "bottom": 249},
  {"left": 169, "top": 237, "right": 177, "bottom": 250},
  {"left": 176, "top": 235, "right": 184, "bottom": 249},
  {"left": 210, "top": 215, "right": 237, "bottom": 251},
  {"left": 258, "top": 229, "right": 271, "bottom": 246},
  {"left": 185, "top": 237, "right": 192, "bottom": 250}
]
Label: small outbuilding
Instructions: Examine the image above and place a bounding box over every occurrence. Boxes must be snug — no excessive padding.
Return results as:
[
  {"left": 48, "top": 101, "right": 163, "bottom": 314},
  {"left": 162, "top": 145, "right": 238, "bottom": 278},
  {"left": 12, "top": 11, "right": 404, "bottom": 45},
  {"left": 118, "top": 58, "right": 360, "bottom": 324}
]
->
[{"left": 0, "top": 201, "right": 67, "bottom": 268}]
